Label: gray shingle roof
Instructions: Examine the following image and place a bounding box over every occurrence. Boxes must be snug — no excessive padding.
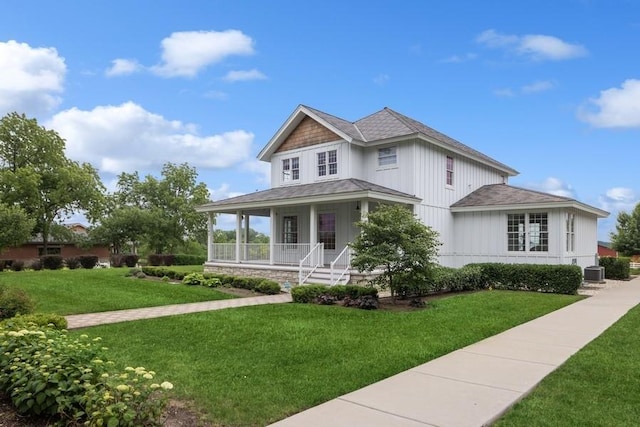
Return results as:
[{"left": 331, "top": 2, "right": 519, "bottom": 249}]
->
[
  {"left": 199, "top": 178, "right": 418, "bottom": 209},
  {"left": 451, "top": 184, "right": 574, "bottom": 208},
  {"left": 299, "top": 105, "right": 516, "bottom": 174}
]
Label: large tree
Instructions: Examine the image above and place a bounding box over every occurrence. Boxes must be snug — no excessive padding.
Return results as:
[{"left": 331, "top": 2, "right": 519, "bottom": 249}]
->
[
  {"left": 0, "top": 203, "right": 35, "bottom": 252},
  {"left": 611, "top": 203, "right": 640, "bottom": 256},
  {"left": 0, "top": 112, "right": 105, "bottom": 250},
  {"left": 103, "top": 163, "right": 210, "bottom": 254},
  {"left": 350, "top": 204, "right": 441, "bottom": 300}
]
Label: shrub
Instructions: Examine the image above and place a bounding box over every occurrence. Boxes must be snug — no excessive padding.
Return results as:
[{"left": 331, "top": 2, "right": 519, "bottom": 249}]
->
[
  {"left": 41, "top": 255, "right": 64, "bottom": 270},
  {"left": 111, "top": 254, "right": 124, "bottom": 267},
  {"left": 10, "top": 260, "right": 25, "bottom": 272},
  {"left": 147, "top": 254, "right": 163, "bottom": 266},
  {"left": 183, "top": 273, "right": 206, "bottom": 286},
  {"left": 1, "top": 312, "right": 67, "bottom": 330},
  {"left": 29, "top": 259, "right": 43, "bottom": 271},
  {"left": 599, "top": 256, "right": 630, "bottom": 280},
  {"left": 79, "top": 255, "right": 99, "bottom": 269},
  {"left": 135, "top": 271, "right": 147, "bottom": 279},
  {"left": 163, "top": 254, "right": 176, "bottom": 266},
  {"left": 291, "top": 285, "right": 327, "bottom": 303},
  {"left": 0, "top": 323, "right": 172, "bottom": 425},
  {"left": 0, "top": 286, "right": 35, "bottom": 320},
  {"left": 174, "top": 254, "right": 206, "bottom": 265},
  {"left": 432, "top": 265, "right": 486, "bottom": 293},
  {"left": 123, "top": 253, "right": 140, "bottom": 268},
  {"left": 315, "top": 294, "right": 336, "bottom": 305},
  {"left": 255, "top": 280, "right": 281, "bottom": 295},
  {"left": 65, "top": 256, "right": 81, "bottom": 269},
  {"left": 357, "top": 295, "right": 379, "bottom": 310},
  {"left": 126, "top": 267, "right": 142, "bottom": 277},
  {"left": 0, "top": 260, "right": 5, "bottom": 271},
  {"left": 468, "top": 263, "right": 583, "bottom": 295}
]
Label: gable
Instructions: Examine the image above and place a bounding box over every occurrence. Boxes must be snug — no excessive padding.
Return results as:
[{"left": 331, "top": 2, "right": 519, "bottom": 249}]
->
[{"left": 275, "top": 116, "right": 341, "bottom": 153}]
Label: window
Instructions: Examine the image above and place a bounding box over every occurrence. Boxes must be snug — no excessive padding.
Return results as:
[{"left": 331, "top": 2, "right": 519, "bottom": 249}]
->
[
  {"left": 317, "top": 150, "right": 337, "bottom": 177},
  {"left": 566, "top": 213, "right": 575, "bottom": 252},
  {"left": 283, "top": 216, "right": 298, "bottom": 245},
  {"left": 446, "top": 156, "right": 454, "bottom": 186},
  {"left": 378, "top": 146, "right": 397, "bottom": 167},
  {"left": 38, "top": 246, "right": 61, "bottom": 256},
  {"left": 507, "top": 213, "right": 548, "bottom": 252},
  {"left": 507, "top": 214, "right": 525, "bottom": 251},
  {"left": 282, "top": 157, "right": 299, "bottom": 182},
  {"left": 318, "top": 213, "right": 336, "bottom": 250}
]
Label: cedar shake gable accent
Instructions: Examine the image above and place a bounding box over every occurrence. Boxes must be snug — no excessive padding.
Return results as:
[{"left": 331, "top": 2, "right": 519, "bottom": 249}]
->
[{"left": 275, "top": 116, "right": 342, "bottom": 153}]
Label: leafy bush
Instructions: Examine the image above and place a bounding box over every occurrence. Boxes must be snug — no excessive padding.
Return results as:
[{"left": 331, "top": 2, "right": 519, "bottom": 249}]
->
[
  {"left": 41, "top": 255, "right": 64, "bottom": 270},
  {"left": 135, "top": 271, "right": 147, "bottom": 279},
  {"left": 174, "top": 254, "right": 206, "bottom": 265},
  {"left": 29, "top": 259, "right": 43, "bottom": 271},
  {"left": 111, "top": 254, "right": 125, "bottom": 267},
  {"left": 147, "top": 254, "right": 176, "bottom": 266},
  {"left": 79, "top": 255, "right": 99, "bottom": 269},
  {"left": 432, "top": 265, "right": 486, "bottom": 293},
  {"left": 0, "top": 260, "right": 6, "bottom": 271},
  {"left": 183, "top": 273, "right": 206, "bottom": 286},
  {"left": 291, "top": 285, "right": 327, "bottom": 303},
  {"left": 1, "top": 312, "right": 67, "bottom": 330},
  {"left": 0, "top": 323, "right": 173, "bottom": 425},
  {"left": 315, "top": 294, "right": 336, "bottom": 305},
  {"left": 599, "top": 257, "right": 630, "bottom": 280},
  {"left": 65, "top": 256, "right": 81, "bottom": 269},
  {"left": 468, "top": 263, "right": 583, "bottom": 294},
  {"left": 0, "top": 286, "right": 35, "bottom": 320},
  {"left": 254, "top": 280, "right": 281, "bottom": 295},
  {"left": 10, "top": 260, "right": 25, "bottom": 272},
  {"left": 123, "top": 253, "right": 140, "bottom": 268},
  {"left": 147, "top": 254, "right": 163, "bottom": 266}
]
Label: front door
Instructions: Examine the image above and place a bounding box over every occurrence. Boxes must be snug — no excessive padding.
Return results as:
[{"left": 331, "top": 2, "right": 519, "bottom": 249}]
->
[{"left": 318, "top": 212, "right": 336, "bottom": 262}]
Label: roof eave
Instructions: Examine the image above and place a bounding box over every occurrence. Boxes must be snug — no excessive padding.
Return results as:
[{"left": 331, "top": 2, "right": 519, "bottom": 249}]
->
[
  {"left": 451, "top": 201, "right": 609, "bottom": 218},
  {"left": 257, "top": 105, "right": 359, "bottom": 161}
]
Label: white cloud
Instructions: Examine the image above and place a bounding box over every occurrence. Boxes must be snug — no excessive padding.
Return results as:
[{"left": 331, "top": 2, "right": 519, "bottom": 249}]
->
[
  {"left": 476, "top": 29, "right": 587, "bottom": 61},
  {"left": 151, "top": 30, "right": 255, "bottom": 78},
  {"left": 494, "top": 88, "right": 515, "bottom": 97},
  {"left": 203, "top": 90, "right": 228, "bottom": 100},
  {"left": 242, "top": 159, "right": 271, "bottom": 185},
  {"left": 521, "top": 80, "right": 556, "bottom": 94},
  {"left": 208, "top": 183, "right": 244, "bottom": 201},
  {"left": 578, "top": 79, "right": 640, "bottom": 128},
  {"left": 439, "top": 53, "right": 478, "bottom": 63},
  {"left": 0, "top": 40, "right": 66, "bottom": 116},
  {"left": 105, "top": 58, "right": 142, "bottom": 77},
  {"left": 46, "top": 101, "right": 254, "bottom": 174},
  {"left": 599, "top": 187, "right": 637, "bottom": 213},
  {"left": 223, "top": 69, "right": 267, "bottom": 82},
  {"left": 373, "top": 74, "right": 390, "bottom": 85},
  {"left": 527, "top": 177, "right": 576, "bottom": 198}
]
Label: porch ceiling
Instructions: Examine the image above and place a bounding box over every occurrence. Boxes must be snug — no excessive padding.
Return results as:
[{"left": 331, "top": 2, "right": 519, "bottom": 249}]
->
[{"left": 196, "top": 178, "right": 420, "bottom": 215}]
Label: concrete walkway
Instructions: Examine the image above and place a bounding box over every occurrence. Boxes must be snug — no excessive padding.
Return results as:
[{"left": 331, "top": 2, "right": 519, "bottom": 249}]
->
[
  {"left": 65, "top": 293, "right": 292, "bottom": 329},
  {"left": 270, "top": 278, "right": 640, "bottom": 427}
]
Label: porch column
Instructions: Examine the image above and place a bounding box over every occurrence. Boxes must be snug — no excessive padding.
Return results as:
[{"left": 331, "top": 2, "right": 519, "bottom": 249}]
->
[
  {"left": 360, "top": 200, "right": 369, "bottom": 221},
  {"left": 309, "top": 204, "right": 317, "bottom": 247},
  {"left": 243, "top": 214, "right": 250, "bottom": 260},
  {"left": 269, "top": 208, "right": 276, "bottom": 265},
  {"left": 235, "top": 211, "right": 242, "bottom": 263},
  {"left": 207, "top": 212, "right": 214, "bottom": 262}
]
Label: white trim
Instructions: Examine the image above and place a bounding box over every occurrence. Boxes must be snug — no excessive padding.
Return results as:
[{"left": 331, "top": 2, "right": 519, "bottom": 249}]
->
[{"left": 451, "top": 201, "right": 608, "bottom": 218}]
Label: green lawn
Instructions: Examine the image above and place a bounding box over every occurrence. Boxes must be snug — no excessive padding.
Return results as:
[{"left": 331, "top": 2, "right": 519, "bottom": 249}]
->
[
  {"left": 495, "top": 302, "right": 640, "bottom": 427},
  {"left": 80, "top": 291, "right": 581, "bottom": 426},
  {"left": 0, "top": 268, "right": 233, "bottom": 315}
]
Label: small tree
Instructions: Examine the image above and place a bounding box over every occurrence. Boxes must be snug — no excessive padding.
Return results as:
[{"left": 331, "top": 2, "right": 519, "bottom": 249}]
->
[
  {"left": 611, "top": 203, "right": 640, "bottom": 256},
  {"left": 350, "top": 204, "right": 441, "bottom": 301},
  {"left": 0, "top": 203, "right": 34, "bottom": 251}
]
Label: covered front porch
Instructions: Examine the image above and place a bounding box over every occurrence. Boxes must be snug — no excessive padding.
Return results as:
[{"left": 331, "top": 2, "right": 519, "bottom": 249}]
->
[{"left": 196, "top": 179, "right": 420, "bottom": 285}]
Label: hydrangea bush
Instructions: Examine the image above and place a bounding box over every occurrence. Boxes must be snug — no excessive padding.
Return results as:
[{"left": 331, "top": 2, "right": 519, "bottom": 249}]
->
[{"left": 0, "top": 323, "right": 172, "bottom": 426}]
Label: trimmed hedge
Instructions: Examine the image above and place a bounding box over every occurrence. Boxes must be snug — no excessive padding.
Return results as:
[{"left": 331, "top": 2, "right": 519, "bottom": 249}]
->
[
  {"left": 291, "top": 284, "right": 379, "bottom": 305},
  {"left": 65, "top": 257, "right": 81, "bottom": 269},
  {"left": 147, "top": 254, "right": 176, "bottom": 266},
  {"left": 174, "top": 254, "right": 206, "bottom": 265},
  {"left": 467, "top": 263, "right": 583, "bottom": 295},
  {"left": 79, "top": 255, "right": 99, "bottom": 269},
  {"left": 41, "top": 255, "right": 64, "bottom": 270},
  {"left": 599, "top": 256, "right": 630, "bottom": 280}
]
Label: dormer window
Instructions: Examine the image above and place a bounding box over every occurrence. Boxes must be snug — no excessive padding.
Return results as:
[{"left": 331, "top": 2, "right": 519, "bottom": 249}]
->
[
  {"left": 282, "top": 157, "right": 299, "bottom": 182},
  {"left": 378, "top": 146, "right": 397, "bottom": 167},
  {"left": 318, "top": 150, "right": 337, "bottom": 177}
]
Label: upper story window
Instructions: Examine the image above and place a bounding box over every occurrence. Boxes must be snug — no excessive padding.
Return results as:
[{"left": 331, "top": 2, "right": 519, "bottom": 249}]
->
[
  {"left": 446, "top": 156, "right": 454, "bottom": 186},
  {"left": 378, "top": 146, "right": 397, "bottom": 167},
  {"left": 507, "top": 213, "right": 548, "bottom": 252},
  {"left": 282, "top": 157, "right": 299, "bottom": 182},
  {"left": 566, "top": 213, "right": 575, "bottom": 252},
  {"left": 317, "top": 150, "right": 337, "bottom": 177}
]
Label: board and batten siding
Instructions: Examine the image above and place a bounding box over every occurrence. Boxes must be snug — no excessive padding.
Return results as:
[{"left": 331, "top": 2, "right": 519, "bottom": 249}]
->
[{"left": 446, "top": 208, "right": 598, "bottom": 270}]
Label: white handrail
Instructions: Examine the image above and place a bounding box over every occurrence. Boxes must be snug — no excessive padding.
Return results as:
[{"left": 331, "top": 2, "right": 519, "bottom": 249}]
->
[
  {"left": 298, "top": 243, "right": 324, "bottom": 285},
  {"left": 330, "top": 246, "right": 351, "bottom": 286}
]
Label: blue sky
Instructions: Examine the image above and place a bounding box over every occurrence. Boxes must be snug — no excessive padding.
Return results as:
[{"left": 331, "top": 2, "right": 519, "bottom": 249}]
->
[{"left": 1, "top": 0, "right": 638, "bottom": 239}]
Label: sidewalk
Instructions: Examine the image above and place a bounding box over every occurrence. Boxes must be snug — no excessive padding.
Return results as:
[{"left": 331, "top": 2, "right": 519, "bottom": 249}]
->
[
  {"left": 269, "top": 278, "right": 640, "bottom": 427},
  {"left": 65, "top": 293, "right": 292, "bottom": 329}
]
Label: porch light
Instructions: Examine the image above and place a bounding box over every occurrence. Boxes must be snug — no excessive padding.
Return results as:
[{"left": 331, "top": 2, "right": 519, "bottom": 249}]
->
[{"left": 356, "top": 201, "right": 360, "bottom": 211}]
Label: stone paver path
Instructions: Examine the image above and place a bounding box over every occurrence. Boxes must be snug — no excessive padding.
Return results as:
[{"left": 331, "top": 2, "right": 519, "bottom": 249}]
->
[{"left": 65, "top": 293, "right": 292, "bottom": 329}]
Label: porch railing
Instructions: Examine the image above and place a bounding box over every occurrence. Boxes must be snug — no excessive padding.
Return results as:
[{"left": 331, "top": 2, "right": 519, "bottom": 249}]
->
[
  {"left": 299, "top": 243, "right": 325, "bottom": 285},
  {"left": 210, "top": 243, "right": 312, "bottom": 266},
  {"left": 330, "top": 245, "right": 351, "bottom": 286}
]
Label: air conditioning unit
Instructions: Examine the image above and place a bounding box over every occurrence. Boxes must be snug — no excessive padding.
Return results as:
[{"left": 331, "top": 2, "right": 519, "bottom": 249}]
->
[{"left": 584, "top": 266, "right": 605, "bottom": 283}]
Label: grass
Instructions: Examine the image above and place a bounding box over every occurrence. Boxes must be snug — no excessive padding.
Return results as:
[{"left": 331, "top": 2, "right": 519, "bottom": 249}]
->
[
  {"left": 495, "top": 302, "right": 640, "bottom": 427},
  {"left": 0, "top": 268, "right": 233, "bottom": 315},
  {"left": 80, "top": 291, "right": 581, "bottom": 426}
]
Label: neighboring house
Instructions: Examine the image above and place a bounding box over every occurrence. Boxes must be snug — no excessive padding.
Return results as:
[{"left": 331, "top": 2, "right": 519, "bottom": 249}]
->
[
  {"left": 0, "top": 223, "right": 110, "bottom": 264},
  {"left": 597, "top": 241, "right": 618, "bottom": 258},
  {"left": 197, "top": 105, "right": 608, "bottom": 285}
]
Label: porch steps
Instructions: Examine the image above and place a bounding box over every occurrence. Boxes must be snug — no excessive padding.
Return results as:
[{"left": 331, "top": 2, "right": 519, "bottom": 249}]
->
[{"left": 305, "top": 267, "right": 350, "bottom": 286}]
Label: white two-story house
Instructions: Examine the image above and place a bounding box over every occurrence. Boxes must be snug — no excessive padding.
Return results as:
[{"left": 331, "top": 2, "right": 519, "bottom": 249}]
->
[{"left": 197, "top": 105, "right": 608, "bottom": 285}]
